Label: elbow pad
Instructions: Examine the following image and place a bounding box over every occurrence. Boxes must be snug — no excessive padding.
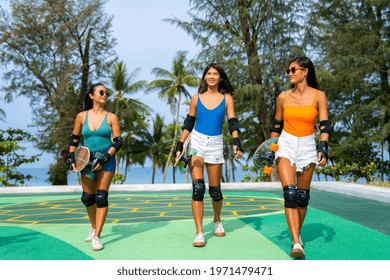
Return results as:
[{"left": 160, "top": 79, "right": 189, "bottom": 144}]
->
[
  {"left": 319, "top": 120, "right": 332, "bottom": 135},
  {"left": 68, "top": 134, "right": 81, "bottom": 148},
  {"left": 111, "top": 136, "right": 124, "bottom": 152},
  {"left": 228, "top": 118, "right": 241, "bottom": 135},
  {"left": 270, "top": 119, "right": 283, "bottom": 134},
  {"left": 182, "top": 114, "right": 196, "bottom": 132}
]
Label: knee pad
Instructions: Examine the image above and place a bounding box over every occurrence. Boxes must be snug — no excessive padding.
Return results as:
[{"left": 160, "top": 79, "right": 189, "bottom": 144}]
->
[
  {"left": 95, "top": 190, "right": 109, "bottom": 208},
  {"left": 283, "top": 185, "right": 298, "bottom": 208},
  {"left": 192, "top": 179, "right": 205, "bottom": 201},
  {"left": 81, "top": 192, "right": 96, "bottom": 207},
  {"left": 209, "top": 185, "right": 223, "bottom": 202},
  {"left": 297, "top": 189, "right": 310, "bottom": 207}
]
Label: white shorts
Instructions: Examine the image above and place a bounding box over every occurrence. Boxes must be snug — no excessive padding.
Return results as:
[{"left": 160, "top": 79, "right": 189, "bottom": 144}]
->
[
  {"left": 190, "top": 129, "right": 225, "bottom": 164},
  {"left": 275, "top": 130, "right": 318, "bottom": 173}
]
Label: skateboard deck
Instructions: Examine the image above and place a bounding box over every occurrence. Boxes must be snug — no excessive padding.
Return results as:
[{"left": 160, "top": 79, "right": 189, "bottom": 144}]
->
[
  {"left": 73, "top": 146, "right": 91, "bottom": 172},
  {"left": 253, "top": 137, "right": 279, "bottom": 174},
  {"left": 174, "top": 135, "right": 191, "bottom": 167}
]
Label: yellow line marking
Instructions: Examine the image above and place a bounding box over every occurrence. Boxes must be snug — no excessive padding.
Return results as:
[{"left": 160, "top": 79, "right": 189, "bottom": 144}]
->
[
  {"left": 249, "top": 198, "right": 254, "bottom": 202},
  {"left": 112, "top": 219, "right": 120, "bottom": 224},
  {"left": 226, "top": 202, "right": 231, "bottom": 206},
  {"left": 125, "top": 197, "right": 132, "bottom": 200},
  {"left": 50, "top": 205, "right": 61, "bottom": 209},
  {"left": 168, "top": 203, "right": 172, "bottom": 207},
  {"left": 130, "top": 208, "right": 138, "bottom": 212},
  {"left": 160, "top": 212, "right": 165, "bottom": 217},
  {"left": 173, "top": 197, "right": 178, "bottom": 200},
  {"left": 109, "top": 204, "right": 117, "bottom": 208},
  {"left": 260, "top": 205, "right": 265, "bottom": 210},
  {"left": 66, "top": 208, "right": 77, "bottom": 213},
  {"left": 38, "top": 202, "right": 50, "bottom": 205},
  {"left": 232, "top": 211, "right": 238, "bottom": 216},
  {"left": 144, "top": 200, "right": 150, "bottom": 203}
]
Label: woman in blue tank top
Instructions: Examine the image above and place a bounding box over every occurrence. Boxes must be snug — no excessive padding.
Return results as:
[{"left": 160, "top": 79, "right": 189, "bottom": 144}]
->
[
  {"left": 68, "top": 83, "right": 122, "bottom": 251},
  {"left": 175, "top": 63, "right": 243, "bottom": 247}
]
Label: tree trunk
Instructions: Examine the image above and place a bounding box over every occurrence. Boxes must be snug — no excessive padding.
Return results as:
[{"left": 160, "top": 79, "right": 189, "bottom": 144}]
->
[
  {"left": 152, "top": 166, "right": 156, "bottom": 184},
  {"left": 162, "top": 94, "right": 181, "bottom": 183}
]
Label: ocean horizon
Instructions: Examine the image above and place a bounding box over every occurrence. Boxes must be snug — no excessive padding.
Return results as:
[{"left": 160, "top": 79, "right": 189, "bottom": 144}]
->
[
  {"left": 7, "top": 165, "right": 376, "bottom": 187},
  {"left": 14, "top": 166, "right": 248, "bottom": 186}
]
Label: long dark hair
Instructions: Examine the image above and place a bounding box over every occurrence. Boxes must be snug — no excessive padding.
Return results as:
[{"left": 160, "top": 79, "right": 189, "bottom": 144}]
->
[
  {"left": 289, "top": 56, "right": 319, "bottom": 90},
  {"left": 198, "top": 63, "right": 235, "bottom": 95},
  {"left": 83, "top": 83, "right": 105, "bottom": 111}
]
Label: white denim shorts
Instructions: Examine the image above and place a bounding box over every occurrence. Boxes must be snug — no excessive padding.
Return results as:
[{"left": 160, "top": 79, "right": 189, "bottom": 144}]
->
[
  {"left": 275, "top": 130, "right": 318, "bottom": 173},
  {"left": 190, "top": 129, "right": 225, "bottom": 164}
]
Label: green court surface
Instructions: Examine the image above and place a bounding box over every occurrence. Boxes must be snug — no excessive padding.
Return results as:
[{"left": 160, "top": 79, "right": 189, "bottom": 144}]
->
[{"left": 0, "top": 188, "right": 389, "bottom": 260}]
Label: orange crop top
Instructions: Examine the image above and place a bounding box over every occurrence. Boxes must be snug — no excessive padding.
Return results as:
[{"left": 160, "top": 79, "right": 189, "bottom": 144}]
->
[{"left": 283, "top": 91, "right": 318, "bottom": 137}]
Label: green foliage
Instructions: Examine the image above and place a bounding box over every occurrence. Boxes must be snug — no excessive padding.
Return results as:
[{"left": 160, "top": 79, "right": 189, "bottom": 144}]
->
[
  {"left": 113, "top": 173, "right": 125, "bottom": 185},
  {"left": 0, "top": 129, "right": 40, "bottom": 186},
  {"left": 241, "top": 164, "right": 267, "bottom": 182},
  {"left": 146, "top": 51, "right": 198, "bottom": 183},
  {"left": 129, "top": 114, "right": 171, "bottom": 184},
  {"left": 0, "top": 0, "right": 117, "bottom": 185},
  {"left": 107, "top": 60, "right": 151, "bottom": 183},
  {"left": 47, "top": 161, "right": 69, "bottom": 186},
  {"left": 314, "top": 160, "right": 380, "bottom": 184},
  {"left": 308, "top": 0, "right": 390, "bottom": 182}
]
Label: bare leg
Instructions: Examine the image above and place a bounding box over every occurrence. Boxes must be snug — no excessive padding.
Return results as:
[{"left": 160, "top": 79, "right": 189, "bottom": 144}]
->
[
  {"left": 277, "top": 158, "right": 301, "bottom": 245},
  {"left": 190, "top": 156, "right": 205, "bottom": 234},
  {"left": 94, "top": 171, "right": 114, "bottom": 238},
  {"left": 81, "top": 174, "right": 97, "bottom": 229},
  {"left": 296, "top": 164, "right": 316, "bottom": 236},
  {"left": 206, "top": 163, "right": 223, "bottom": 223}
]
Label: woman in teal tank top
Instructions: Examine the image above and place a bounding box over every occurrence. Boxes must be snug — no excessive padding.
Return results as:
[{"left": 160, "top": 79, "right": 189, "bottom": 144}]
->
[{"left": 68, "top": 83, "right": 122, "bottom": 251}]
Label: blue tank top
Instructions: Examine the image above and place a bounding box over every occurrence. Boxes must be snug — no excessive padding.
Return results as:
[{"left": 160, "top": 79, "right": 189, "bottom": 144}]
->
[
  {"left": 194, "top": 94, "right": 226, "bottom": 136},
  {"left": 82, "top": 112, "right": 112, "bottom": 152}
]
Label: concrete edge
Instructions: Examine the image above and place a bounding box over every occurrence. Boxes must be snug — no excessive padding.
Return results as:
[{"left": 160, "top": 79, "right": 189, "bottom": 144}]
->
[{"left": 311, "top": 181, "right": 390, "bottom": 204}]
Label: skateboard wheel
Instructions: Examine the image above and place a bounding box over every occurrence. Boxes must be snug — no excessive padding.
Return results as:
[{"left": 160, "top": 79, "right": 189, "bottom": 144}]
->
[
  {"left": 263, "top": 165, "right": 273, "bottom": 174},
  {"left": 270, "top": 143, "right": 279, "bottom": 152}
]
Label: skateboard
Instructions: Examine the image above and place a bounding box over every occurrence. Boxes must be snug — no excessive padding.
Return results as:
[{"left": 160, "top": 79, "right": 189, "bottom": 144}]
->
[
  {"left": 253, "top": 137, "right": 279, "bottom": 175},
  {"left": 73, "top": 146, "right": 91, "bottom": 172}
]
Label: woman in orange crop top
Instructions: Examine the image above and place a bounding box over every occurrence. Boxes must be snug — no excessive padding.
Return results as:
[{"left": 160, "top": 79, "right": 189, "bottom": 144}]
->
[{"left": 270, "top": 56, "right": 331, "bottom": 259}]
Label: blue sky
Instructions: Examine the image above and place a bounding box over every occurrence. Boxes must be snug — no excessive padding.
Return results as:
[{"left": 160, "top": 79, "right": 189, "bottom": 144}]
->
[{"left": 0, "top": 0, "right": 199, "bottom": 167}]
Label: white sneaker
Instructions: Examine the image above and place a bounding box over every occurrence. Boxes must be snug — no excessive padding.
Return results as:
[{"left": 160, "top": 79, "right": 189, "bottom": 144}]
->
[
  {"left": 290, "top": 243, "right": 305, "bottom": 259},
  {"left": 84, "top": 228, "right": 95, "bottom": 242},
  {"left": 214, "top": 221, "right": 226, "bottom": 237},
  {"left": 92, "top": 237, "right": 104, "bottom": 251},
  {"left": 291, "top": 235, "right": 304, "bottom": 248},
  {"left": 193, "top": 233, "right": 205, "bottom": 247}
]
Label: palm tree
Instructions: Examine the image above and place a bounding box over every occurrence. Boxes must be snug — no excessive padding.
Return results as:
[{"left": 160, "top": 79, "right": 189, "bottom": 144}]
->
[
  {"left": 146, "top": 51, "right": 198, "bottom": 183},
  {"left": 142, "top": 114, "right": 170, "bottom": 183},
  {"left": 108, "top": 61, "right": 152, "bottom": 183},
  {"left": 0, "top": 108, "right": 5, "bottom": 122}
]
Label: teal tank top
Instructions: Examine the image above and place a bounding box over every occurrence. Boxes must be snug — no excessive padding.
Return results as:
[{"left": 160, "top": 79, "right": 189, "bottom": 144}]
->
[{"left": 82, "top": 112, "right": 112, "bottom": 152}]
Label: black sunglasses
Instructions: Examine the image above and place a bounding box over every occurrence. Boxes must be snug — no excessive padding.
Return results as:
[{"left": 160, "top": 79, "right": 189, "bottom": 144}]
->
[
  {"left": 98, "top": 90, "right": 109, "bottom": 97},
  {"left": 286, "top": 66, "right": 305, "bottom": 75}
]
